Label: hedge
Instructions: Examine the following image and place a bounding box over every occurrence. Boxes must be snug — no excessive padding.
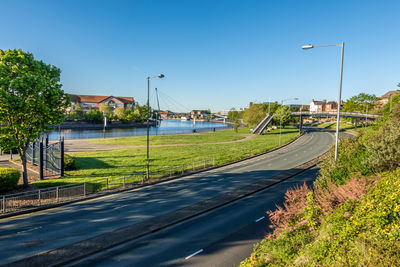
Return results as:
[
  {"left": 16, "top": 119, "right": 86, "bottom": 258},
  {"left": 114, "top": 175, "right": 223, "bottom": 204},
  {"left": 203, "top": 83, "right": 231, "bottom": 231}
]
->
[{"left": 0, "top": 168, "right": 20, "bottom": 192}]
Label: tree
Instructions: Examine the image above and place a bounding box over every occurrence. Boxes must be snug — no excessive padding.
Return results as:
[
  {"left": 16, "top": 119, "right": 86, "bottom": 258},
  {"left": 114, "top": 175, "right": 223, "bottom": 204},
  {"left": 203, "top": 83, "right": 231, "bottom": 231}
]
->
[
  {"left": 233, "top": 118, "right": 239, "bottom": 133},
  {"left": 99, "top": 103, "right": 113, "bottom": 117},
  {"left": 274, "top": 106, "right": 292, "bottom": 128},
  {"left": 0, "top": 49, "right": 69, "bottom": 187},
  {"left": 227, "top": 110, "right": 239, "bottom": 121},
  {"left": 114, "top": 107, "right": 125, "bottom": 120},
  {"left": 84, "top": 109, "right": 103, "bottom": 123},
  {"left": 243, "top": 103, "right": 267, "bottom": 127},
  {"left": 343, "top": 93, "right": 377, "bottom": 112}
]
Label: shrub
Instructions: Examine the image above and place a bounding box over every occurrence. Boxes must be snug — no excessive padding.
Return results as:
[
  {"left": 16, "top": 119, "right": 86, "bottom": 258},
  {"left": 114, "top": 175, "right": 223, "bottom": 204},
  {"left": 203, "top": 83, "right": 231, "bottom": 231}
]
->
[
  {"left": 64, "top": 154, "right": 77, "bottom": 171},
  {"left": 0, "top": 168, "right": 20, "bottom": 192},
  {"left": 366, "top": 103, "right": 400, "bottom": 172}
]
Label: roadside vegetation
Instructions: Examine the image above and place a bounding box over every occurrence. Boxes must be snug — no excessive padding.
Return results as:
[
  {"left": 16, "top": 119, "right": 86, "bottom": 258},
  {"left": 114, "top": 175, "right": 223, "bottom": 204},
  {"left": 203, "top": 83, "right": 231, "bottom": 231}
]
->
[
  {"left": 240, "top": 101, "right": 400, "bottom": 266},
  {"left": 317, "top": 121, "right": 367, "bottom": 130},
  {"left": 33, "top": 127, "right": 300, "bottom": 188}
]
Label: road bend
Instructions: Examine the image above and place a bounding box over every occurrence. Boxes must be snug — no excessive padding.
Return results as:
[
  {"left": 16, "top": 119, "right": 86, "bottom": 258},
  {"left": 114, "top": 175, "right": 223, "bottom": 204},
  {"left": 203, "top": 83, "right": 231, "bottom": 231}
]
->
[{"left": 0, "top": 128, "right": 333, "bottom": 265}]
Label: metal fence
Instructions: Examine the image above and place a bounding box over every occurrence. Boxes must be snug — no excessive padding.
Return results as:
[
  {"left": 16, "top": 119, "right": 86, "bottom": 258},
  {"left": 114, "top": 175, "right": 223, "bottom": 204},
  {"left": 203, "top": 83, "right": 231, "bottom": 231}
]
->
[
  {"left": 0, "top": 158, "right": 214, "bottom": 214},
  {"left": 26, "top": 137, "right": 64, "bottom": 179}
]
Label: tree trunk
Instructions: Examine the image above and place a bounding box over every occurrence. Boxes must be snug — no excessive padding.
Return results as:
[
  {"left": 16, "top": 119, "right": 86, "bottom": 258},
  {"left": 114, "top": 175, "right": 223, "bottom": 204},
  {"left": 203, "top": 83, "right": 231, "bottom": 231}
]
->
[{"left": 19, "top": 151, "right": 29, "bottom": 188}]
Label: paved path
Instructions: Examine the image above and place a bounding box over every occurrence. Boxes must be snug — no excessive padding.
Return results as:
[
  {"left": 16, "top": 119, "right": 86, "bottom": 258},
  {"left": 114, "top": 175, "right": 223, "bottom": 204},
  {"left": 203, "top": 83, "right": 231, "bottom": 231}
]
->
[
  {"left": 64, "top": 134, "right": 255, "bottom": 153},
  {"left": 0, "top": 129, "right": 333, "bottom": 265}
]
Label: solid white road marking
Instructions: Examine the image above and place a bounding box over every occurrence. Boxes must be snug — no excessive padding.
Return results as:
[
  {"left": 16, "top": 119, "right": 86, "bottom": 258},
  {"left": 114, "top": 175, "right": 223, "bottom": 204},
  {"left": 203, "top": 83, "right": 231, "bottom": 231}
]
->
[
  {"left": 113, "top": 204, "right": 128, "bottom": 210},
  {"left": 255, "top": 216, "right": 265, "bottom": 223},
  {"left": 217, "top": 178, "right": 224, "bottom": 181},
  {"left": 185, "top": 249, "right": 204, "bottom": 259},
  {"left": 17, "top": 226, "right": 42, "bottom": 234}
]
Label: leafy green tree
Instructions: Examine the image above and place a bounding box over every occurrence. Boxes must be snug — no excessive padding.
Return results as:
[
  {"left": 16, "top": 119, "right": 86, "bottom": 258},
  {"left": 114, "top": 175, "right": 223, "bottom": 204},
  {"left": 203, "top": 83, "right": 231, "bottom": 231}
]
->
[
  {"left": 243, "top": 103, "right": 267, "bottom": 127},
  {"left": 99, "top": 103, "right": 113, "bottom": 117},
  {"left": 84, "top": 109, "right": 103, "bottom": 123},
  {"left": 343, "top": 93, "right": 377, "bottom": 112},
  {"left": 0, "top": 49, "right": 69, "bottom": 187},
  {"left": 233, "top": 118, "right": 239, "bottom": 133},
  {"left": 114, "top": 107, "right": 125, "bottom": 120},
  {"left": 228, "top": 110, "right": 239, "bottom": 121},
  {"left": 274, "top": 106, "right": 292, "bottom": 128}
]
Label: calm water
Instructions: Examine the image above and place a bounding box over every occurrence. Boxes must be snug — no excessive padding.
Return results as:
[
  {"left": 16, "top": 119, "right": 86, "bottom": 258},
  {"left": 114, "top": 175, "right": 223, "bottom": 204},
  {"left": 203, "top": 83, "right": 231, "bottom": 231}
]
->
[{"left": 48, "top": 119, "right": 231, "bottom": 140}]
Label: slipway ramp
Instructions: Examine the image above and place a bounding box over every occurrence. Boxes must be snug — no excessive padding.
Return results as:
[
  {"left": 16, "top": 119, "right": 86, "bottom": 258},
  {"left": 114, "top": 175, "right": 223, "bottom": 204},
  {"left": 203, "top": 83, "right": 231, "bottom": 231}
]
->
[{"left": 252, "top": 114, "right": 275, "bottom": 134}]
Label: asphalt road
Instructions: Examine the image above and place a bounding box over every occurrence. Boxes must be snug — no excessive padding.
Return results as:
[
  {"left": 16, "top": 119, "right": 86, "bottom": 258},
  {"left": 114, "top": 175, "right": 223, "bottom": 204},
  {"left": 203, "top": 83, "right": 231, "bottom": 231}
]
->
[
  {"left": 70, "top": 167, "right": 319, "bottom": 267},
  {"left": 0, "top": 128, "right": 333, "bottom": 265}
]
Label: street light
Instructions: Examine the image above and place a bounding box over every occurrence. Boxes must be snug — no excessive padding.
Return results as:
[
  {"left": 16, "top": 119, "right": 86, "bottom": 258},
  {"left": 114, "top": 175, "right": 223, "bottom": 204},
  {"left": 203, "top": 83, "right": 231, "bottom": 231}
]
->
[
  {"left": 146, "top": 74, "right": 165, "bottom": 180},
  {"left": 279, "top": 98, "right": 298, "bottom": 146},
  {"left": 302, "top": 42, "right": 344, "bottom": 162}
]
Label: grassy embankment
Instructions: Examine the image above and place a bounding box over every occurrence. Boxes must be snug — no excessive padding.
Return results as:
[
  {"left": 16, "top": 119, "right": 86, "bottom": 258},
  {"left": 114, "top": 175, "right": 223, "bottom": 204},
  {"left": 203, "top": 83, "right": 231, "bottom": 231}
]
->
[
  {"left": 241, "top": 105, "right": 400, "bottom": 266},
  {"left": 318, "top": 121, "right": 371, "bottom": 130},
  {"left": 33, "top": 127, "right": 300, "bottom": 188}
]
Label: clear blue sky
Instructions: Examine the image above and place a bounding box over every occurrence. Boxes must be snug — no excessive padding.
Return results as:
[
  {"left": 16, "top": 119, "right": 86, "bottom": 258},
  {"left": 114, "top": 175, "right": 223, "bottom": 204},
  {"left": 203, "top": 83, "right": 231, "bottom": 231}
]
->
[{"left": 1, "top": 0, "right": 399, "bottom": 112}]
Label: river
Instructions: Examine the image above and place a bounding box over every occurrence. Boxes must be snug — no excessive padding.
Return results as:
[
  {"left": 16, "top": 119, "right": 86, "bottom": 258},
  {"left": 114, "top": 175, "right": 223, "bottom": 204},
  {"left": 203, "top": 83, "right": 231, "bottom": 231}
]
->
[{"left": 48, "top": 119, "right": 231, "bottom": 140}]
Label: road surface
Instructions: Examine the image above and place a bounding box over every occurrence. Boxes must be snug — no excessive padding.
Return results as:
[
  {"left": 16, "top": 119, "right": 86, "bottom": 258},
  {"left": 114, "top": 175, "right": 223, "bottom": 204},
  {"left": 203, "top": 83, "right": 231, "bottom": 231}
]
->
[{"left": 0, "top": 128, "right": 333, "bottom": 265}]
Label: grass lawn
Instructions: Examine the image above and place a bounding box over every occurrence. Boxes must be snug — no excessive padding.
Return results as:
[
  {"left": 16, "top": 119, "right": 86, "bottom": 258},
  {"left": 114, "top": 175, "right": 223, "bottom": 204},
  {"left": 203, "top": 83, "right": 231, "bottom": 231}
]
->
[
  {"left": 89, "top": 127, "right": 248, "bottom": 146},
  {"left": 33, "top": 127, "right": 300, "bottom": 188},
  {"left": 318, "top": 121, "right": 369, "bottom": 130}
]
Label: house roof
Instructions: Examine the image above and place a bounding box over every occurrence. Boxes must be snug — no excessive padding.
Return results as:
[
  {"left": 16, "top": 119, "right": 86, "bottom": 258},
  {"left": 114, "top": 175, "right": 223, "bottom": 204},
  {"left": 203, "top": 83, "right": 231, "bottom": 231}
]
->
[
  {"left": 327, "top": 101, "right": 337, "bottom": 105},
  {"left": 68, "top": 94, "right": 134, "bottom": 104},
  {"left": 312, "top": 100, "right": 325, "bottom": 105},
  {"left": 381, "top": 91, "right": 399, "bottom": 99}
]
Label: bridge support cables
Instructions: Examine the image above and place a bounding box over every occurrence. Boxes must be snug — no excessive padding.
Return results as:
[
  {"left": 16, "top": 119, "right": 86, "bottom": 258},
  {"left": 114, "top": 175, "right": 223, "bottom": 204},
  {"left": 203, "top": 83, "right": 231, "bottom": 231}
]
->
[{"left": 252, "top": 114, "right": 275, "bottom": 134}]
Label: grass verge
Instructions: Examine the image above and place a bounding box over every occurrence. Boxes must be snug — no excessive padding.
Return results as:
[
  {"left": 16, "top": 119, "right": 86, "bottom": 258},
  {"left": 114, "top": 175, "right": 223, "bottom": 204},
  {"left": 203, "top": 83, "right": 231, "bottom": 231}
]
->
[{"left": 33, "top": 127, "right": 300, "bottom": 188}]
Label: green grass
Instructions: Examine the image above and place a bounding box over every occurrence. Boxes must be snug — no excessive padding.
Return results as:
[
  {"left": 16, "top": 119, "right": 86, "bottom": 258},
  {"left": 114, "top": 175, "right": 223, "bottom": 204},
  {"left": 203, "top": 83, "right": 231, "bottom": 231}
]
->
[
  {"left": 89, "top": 127, "right": 249, "bottom": 146},
  {"left": 318, "top": 121, "right": 367, "bottom": 130},
  {"left": 33, "top": 127, "right": 300, "bottom": 188}
]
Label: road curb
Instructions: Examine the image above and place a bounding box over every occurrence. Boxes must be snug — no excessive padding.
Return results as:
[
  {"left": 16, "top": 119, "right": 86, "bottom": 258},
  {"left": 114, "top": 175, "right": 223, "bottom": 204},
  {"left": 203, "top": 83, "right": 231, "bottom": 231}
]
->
[
  {"left": 6, "top": 154, "right": 321, "bottom": 267},
  {"left": 0, "top": 131, "right": 304, "bottom": 220}
]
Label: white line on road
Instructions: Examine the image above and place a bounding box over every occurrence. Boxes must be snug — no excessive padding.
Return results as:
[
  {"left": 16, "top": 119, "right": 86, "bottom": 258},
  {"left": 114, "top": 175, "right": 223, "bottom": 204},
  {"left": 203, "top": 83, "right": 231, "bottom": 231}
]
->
[
  {"left": 113, "top": 204, "right": 128, "bottom": 210},
  {"left": 255, "top": 216, "right": 265, "bottom": 223},
  {"left": 17, "top": 226, "right": 42, "bottom": 234},
  {"left": 185, "top": 249, "right": 204, "bottom": 260},
  {"left": 217, "top": 178, "right": 224, "bottom": 181}
]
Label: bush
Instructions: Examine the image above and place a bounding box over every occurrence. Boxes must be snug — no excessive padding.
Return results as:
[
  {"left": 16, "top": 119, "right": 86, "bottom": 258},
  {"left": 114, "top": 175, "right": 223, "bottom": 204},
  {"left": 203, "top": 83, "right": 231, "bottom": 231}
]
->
[
  {"left": 0, "top": 168, "right": 20, "bottom": 192},
  {"left": 366, "top": 104, "right": 400, "bottom": 172},
  {"left": 64, "top": 154, "right": 77, "bottom": 171}
]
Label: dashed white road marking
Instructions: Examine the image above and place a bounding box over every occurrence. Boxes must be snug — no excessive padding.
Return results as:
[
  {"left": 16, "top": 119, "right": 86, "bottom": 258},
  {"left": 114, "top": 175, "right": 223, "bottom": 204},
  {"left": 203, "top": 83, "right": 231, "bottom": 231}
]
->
[
  {"left": 255, "top": 216, "right": 265, "bottom": 223},
  {"left": 17, "top": 226, "right": 42, "bottom": 234},
  {"left": 217, "top": 178, "right": 224, "bottom": 182},
  {"left": 185, "top": 249, "right": 204, "bottom": 259},
  {"left": 113, "top": 204, "right": 128, "bottom": 210}
]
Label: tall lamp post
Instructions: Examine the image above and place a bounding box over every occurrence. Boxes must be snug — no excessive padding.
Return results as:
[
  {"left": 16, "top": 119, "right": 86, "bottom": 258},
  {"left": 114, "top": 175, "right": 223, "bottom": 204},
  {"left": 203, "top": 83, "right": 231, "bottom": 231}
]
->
[
  {"left": 146, "top": 74, "right": 165, "bottom": 180},
  {"left": 302, "top": 43, "right": 344, "bottom": 162},
  {"left": 279, "top": 98, "right": 298, "bottom": 146}
]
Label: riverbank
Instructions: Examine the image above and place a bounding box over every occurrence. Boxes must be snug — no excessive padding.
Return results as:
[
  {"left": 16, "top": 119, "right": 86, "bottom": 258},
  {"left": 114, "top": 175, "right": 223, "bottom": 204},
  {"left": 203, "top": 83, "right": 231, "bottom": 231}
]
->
[{"left": 49, "top": 120, "right": 156, "bottom": 130}]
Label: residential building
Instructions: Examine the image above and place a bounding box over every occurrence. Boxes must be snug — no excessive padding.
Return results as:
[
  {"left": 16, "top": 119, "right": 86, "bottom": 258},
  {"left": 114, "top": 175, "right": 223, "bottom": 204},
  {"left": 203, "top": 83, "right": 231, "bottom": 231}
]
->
[
  {"left": 158, "top": 110, "right": 175, "bottom": 119},
  {"left": 68, "top": 94, "right": 135, "bottom": 113},
  {"left": 300, "top": 105, "right": 310, "bottom": 111},
  {"left": 376, "top": 91, "right": 399, "bottom": 107},
  {"left": 309, "top": 99, "right": 338, "bottom": 112},
  {"left": 190, "top": 110, "right": 209, "bottom": 119}
]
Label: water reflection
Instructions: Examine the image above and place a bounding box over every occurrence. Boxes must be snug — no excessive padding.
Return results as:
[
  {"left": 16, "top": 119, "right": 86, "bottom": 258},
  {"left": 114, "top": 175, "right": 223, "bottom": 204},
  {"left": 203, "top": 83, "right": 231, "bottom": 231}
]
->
[{"left": 48, "top": 119, "right": 230, "bottom": 140}]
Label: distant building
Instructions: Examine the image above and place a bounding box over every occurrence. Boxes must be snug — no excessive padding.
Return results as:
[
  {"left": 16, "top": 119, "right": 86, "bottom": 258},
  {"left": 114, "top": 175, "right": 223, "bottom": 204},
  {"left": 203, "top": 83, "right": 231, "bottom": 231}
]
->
[
  {"left": 309, "top": 99, "right": 338, "bottom": 112},
  {"left": 300, "top": 105, "right": 310, "bottom": 111},
  {"left": 376, "top": 91, "right": 399, "bottom": 107},
  {"left": 68, "top": 94, "right": 135, "bottom": 113},
  {"left": 190, "top": 110, "right": 209, "bottom": 119},
  {"left": 158, "top": 110, "right": 175, "bottom": 119}
]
